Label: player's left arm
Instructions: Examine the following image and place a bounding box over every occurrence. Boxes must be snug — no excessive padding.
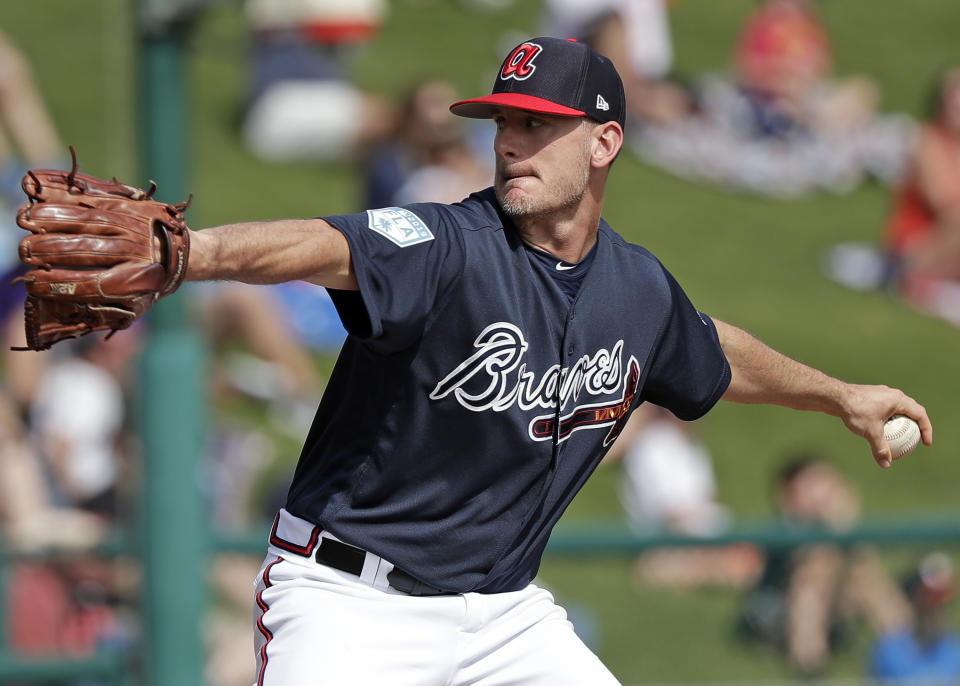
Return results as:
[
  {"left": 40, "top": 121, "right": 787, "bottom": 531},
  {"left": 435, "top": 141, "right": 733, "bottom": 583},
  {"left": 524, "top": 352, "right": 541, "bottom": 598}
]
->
[
  {"left": 713, "top": 319, "right": 933, "bottom": 468},
  {"left": 187, "top": 219, "right": 358, "bottom": 290}
]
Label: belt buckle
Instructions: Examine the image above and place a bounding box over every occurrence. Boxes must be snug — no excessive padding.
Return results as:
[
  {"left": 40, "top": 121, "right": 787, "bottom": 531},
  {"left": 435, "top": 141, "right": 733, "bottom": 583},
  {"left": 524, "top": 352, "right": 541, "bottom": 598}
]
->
[
  {"left": 314, "top": 537, "right": 366, "bottom": 576},
  {"left": 387, "top": 568, "right": 452, "bottom": 596}
]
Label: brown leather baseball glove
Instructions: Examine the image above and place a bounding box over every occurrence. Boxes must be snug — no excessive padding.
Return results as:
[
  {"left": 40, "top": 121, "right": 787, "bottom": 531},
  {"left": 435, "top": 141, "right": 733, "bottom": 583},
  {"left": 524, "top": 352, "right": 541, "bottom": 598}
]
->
[{"left": 13, "top": 147, "right": 191, "bottom": 350}]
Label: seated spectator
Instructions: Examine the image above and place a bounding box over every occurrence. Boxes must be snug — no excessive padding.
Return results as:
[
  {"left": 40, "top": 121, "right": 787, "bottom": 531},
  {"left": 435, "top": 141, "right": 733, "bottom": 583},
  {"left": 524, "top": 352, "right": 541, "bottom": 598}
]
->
[
  {"left": 604, "top": 405, "right": 762, "bottom": 590},
  {"left": 615, "top": 404, "right": 729, "bottom": 536},
  {"left": 733, "top": 0, "right": 876, "bottom": 140},
  {"left": 737, "top": 455, "right": 911, "bottom": 677},
  {"left": 29, "top": 333, "right": 141, "bottom": 521},
  {"left": 363, "top": 79, "right": 492, "bottom": 208},
  {"left": 240, "top": 0, "right": 396, "bottom": 162},
  {"left": 869, "top": 551, "right": 960, "bottom": 684},
  {"left": 540, "top": 0, "right": 692, "bottom": 126},
  {"left": 0, "top": 30, "right": 121, "bottom": 547},
  {"left": 884, "top": 66, "right": 960, "bottom": 324},
  {"left": 193, "top": 282, "right": 325, "bottom": 389},
  {"left": 188, "top": 278, "right": 336, "bottom": 454},
  {"left": 824, "top": 66, "right": 960, "bottom": 324},
  {"left": 631, "top": 0, "right": 914, "bottom": 197},
  {"left": 0, "top": 389, "right": 106, "bottom": 552},
  {"left": 0, "top": 382, "right": 121, "bottom": 656}
]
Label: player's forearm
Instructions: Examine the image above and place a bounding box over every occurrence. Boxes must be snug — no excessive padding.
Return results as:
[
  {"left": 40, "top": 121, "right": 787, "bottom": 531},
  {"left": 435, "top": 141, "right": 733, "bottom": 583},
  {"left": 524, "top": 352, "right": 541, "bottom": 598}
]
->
[
  {"left": 714, "top": 319, "right": 932, "bottom": 467},
  {"left": 715, "top": 319, "right": 849, "bottom": 416},
  {"left": 186, "top": 219, "right": 358, "bottom": 289}
]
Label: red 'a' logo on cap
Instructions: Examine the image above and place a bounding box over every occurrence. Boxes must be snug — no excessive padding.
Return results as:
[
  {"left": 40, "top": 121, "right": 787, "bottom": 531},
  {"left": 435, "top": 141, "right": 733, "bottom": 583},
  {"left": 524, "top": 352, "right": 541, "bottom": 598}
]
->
[{"left": 500, "top": 42, "right": 542, "bottom": 81}]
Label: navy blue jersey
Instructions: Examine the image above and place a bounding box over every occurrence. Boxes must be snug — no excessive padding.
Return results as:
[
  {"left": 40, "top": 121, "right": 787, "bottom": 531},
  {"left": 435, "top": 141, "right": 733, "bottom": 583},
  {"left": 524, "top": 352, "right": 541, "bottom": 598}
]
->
[{"left": 285, "top": 188, "right": 731, "bottom": 593}]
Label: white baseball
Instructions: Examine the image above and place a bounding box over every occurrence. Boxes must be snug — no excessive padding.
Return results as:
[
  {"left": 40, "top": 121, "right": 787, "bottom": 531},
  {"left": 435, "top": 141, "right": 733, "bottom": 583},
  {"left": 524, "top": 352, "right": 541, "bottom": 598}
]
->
[{"left": 884, "top": 414, "right": 921, "bottom": 460}]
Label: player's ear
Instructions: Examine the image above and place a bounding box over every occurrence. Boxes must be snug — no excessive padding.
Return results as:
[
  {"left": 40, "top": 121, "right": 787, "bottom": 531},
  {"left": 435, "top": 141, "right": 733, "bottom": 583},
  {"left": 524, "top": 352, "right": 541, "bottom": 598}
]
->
[{"left": 590, "top": 121, "right": 623, "bottom": 169}]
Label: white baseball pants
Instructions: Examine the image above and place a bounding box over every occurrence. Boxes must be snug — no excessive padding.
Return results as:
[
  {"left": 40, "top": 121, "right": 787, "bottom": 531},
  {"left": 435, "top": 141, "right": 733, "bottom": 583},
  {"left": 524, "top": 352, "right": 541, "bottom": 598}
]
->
[{"left": 251, "top": 544, "right": 620, "bottom": 685}]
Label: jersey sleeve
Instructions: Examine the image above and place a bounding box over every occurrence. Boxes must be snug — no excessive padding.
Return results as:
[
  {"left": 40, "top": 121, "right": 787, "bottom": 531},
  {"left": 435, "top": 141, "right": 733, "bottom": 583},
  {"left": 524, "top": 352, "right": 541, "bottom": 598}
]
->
[
  {"left": 642, "top": 268, "right": 731, "bottom": 420},
  {"left": 323, "top": 204, "right": 465, "bottom": 354}
]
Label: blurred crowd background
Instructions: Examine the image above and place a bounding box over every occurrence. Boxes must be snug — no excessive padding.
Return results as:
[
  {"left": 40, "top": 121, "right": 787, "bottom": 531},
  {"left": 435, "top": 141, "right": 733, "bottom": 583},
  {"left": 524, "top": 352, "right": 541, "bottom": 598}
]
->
[{"left": 1, "top": 1, "right": 959, "bottom": 684}]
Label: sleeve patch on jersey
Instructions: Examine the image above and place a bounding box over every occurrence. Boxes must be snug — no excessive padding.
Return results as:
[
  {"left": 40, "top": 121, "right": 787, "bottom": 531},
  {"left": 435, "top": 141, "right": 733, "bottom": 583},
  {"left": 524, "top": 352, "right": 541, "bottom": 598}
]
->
[{"left": 366, "top": 207, "right": 435, "bottom": 247}]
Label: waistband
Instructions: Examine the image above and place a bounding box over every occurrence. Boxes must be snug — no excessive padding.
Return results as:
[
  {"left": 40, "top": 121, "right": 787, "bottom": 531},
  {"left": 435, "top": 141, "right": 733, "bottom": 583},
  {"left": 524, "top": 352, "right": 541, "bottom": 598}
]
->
[{"left": 269, "top": 509, "right": 455, "bottom": 596}]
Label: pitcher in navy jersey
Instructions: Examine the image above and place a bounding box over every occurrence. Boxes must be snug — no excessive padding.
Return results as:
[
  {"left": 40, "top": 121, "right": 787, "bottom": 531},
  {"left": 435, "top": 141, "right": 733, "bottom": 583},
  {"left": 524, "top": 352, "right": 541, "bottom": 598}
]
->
[{"left": 176, "top": 37, "right": 931, "bottom": 685}]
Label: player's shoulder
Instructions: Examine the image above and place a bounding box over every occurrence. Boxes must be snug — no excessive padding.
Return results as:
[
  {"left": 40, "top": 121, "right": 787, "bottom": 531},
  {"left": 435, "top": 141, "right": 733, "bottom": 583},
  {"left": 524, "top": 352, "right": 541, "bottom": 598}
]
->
[
  {"left": 440, "top": 187, "right": 504, "bottom": 231},
  {"left": 373, "top": 187, "right": 503, "bottom": 237},
  {"left": 600, "top": 221, "right": 672, "bottom": 284}
]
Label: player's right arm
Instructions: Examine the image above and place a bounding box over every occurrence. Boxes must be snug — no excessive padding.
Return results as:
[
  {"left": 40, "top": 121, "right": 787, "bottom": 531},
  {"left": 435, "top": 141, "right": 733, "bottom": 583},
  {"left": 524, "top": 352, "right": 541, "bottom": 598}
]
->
[
  {"left": 714, "top": 319, "right": 933, "bottom": 467},
  {"left": 186, "top": 219, "right": 358, "bottom": 290}
]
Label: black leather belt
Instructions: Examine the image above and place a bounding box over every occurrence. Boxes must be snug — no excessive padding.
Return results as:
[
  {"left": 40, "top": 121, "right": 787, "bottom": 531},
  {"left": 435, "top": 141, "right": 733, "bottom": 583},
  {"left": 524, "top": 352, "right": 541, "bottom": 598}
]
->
[{"left": 314, "top": 537, "right": 454, "bottom": 596}]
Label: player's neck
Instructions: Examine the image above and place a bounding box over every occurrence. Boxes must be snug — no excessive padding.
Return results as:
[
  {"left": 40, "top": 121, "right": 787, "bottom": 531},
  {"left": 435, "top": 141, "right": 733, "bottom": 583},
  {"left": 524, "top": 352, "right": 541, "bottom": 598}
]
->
[
  {"left": 517, "top": 221, "right": 597, "bottom": 263},
  {"left": 513, "top": 186, "right": 604, "bottom": 263}
]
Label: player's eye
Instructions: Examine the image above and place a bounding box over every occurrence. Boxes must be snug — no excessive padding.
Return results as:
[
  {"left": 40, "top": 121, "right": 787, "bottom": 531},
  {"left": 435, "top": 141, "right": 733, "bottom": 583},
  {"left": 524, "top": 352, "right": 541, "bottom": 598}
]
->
[{"left": 525, "top": 117, "right": 543, "bottom": 129}]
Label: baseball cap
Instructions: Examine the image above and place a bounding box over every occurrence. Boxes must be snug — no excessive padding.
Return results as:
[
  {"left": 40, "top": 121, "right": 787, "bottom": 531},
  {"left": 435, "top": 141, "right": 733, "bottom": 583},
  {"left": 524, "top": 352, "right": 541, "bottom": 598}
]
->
[{"left": 450, "top": 36, "right": 625, "bottom": 129}]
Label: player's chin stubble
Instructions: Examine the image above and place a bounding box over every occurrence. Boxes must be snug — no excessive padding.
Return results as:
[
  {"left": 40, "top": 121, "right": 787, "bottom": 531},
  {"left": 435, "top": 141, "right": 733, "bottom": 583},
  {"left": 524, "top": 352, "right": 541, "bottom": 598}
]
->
[{"left": 496, "top": 141, "right": 591, "bottom": 220}]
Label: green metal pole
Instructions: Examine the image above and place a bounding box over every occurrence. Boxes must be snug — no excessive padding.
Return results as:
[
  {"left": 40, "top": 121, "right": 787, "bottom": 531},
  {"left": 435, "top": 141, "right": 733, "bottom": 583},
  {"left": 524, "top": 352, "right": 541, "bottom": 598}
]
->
[{"left": 137, "top": 22, "right": 207, "bottom": 686}]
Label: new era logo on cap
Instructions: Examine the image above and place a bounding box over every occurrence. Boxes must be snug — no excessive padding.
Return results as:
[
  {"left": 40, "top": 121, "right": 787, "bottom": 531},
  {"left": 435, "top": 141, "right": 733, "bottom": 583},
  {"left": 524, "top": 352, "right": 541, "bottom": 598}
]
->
[{"left": 449, "top": 36, "right": 626, "bottom": 129}]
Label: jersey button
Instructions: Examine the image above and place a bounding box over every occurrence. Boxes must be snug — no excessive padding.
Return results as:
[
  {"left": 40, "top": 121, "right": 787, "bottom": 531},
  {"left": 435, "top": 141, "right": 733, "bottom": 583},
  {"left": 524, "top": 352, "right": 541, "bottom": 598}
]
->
[{"left": 567, "top": 344, "right": 574, "bottom": 355}]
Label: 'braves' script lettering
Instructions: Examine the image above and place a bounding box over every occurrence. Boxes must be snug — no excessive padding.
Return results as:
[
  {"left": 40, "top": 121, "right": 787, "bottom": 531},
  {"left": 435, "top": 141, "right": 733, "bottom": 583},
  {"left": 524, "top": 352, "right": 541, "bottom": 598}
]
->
[{"left": 430, "top": 322, "right": 642, "bottom": 443}]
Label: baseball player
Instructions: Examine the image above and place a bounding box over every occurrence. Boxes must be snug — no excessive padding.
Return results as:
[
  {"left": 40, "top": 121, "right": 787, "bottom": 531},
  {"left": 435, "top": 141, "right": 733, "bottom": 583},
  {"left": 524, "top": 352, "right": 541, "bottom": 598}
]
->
[{"left": 15, "top": 37, "right": 932, "bottom": 685}]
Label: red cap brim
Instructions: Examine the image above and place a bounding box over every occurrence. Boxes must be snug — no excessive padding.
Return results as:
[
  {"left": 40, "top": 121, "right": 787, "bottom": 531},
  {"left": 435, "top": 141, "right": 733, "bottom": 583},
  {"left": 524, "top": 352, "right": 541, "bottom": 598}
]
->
[{"left": 449, "top": 92, "right": 585, "bottom": 119}]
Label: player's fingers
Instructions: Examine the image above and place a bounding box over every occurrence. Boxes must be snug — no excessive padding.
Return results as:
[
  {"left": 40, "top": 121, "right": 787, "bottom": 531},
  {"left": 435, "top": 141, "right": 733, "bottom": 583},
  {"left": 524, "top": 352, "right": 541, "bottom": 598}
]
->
[
  {"left": 895, "top": 397, "right": 933, "bottom": 446},
  {"left": 891, "top": 394, "right": 933, "bottom": 445},
  {"left": 868, "top": 426, "right": 894, "bottom": 469}
]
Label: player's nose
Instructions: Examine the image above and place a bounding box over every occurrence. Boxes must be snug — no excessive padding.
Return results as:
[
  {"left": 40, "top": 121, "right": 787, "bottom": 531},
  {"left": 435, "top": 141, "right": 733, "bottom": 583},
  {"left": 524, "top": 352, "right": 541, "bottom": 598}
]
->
[{"left": 493, "top": 126, "right": 521, "bottom": 160}]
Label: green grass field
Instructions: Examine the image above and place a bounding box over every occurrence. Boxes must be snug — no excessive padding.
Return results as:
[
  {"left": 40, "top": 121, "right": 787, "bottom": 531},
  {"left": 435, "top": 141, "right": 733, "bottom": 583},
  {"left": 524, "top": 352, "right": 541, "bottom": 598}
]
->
[{"left": 6, "top": 1, "right": 960, "bottom": 682}]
